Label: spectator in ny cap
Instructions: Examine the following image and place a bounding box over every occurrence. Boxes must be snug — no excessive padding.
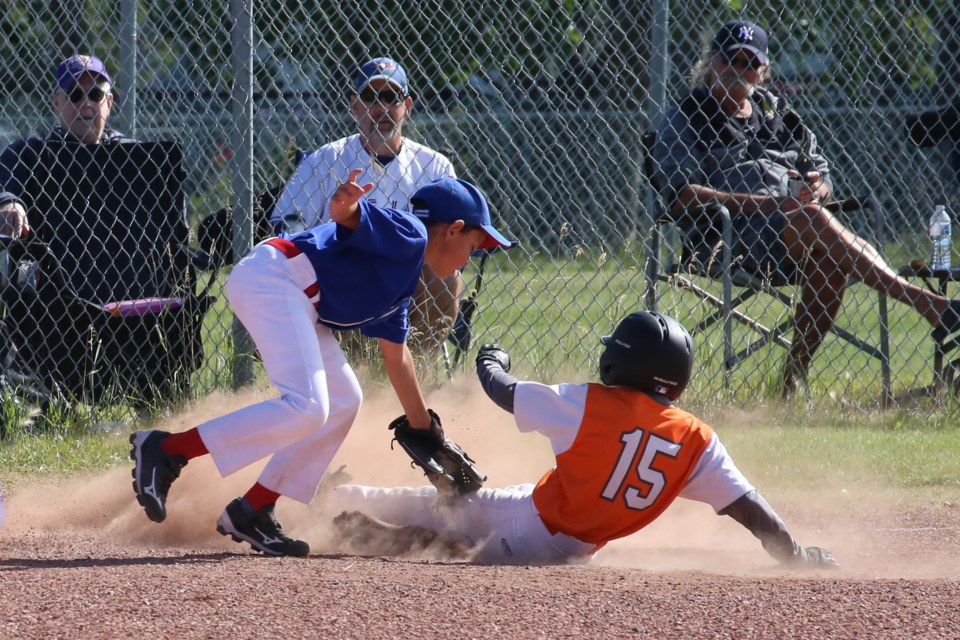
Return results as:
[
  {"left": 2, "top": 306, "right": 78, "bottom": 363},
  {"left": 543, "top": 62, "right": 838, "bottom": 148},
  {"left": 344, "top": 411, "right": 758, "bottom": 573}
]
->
[
  {"left": 654, "top": 19, "right": 960, "bottom": 396},
  {"left": 271, "top": 56, "right": 462, "bottom": 364},
  {"left": 0, "top": 54, "right": 136, "bottom": 207}
]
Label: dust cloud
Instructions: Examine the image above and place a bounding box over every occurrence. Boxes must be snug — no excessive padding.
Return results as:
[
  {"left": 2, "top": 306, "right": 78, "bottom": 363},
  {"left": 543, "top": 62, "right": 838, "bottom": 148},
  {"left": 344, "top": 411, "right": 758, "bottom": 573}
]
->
[{"left": 3, "top": 375, "right": 959, "bottom": 578}]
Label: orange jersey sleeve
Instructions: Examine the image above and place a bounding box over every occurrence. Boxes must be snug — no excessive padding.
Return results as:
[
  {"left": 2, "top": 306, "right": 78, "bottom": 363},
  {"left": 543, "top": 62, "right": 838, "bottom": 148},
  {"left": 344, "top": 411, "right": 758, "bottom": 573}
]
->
[{"left": 532, "top": 384, "right": 714, "bottom": 545}]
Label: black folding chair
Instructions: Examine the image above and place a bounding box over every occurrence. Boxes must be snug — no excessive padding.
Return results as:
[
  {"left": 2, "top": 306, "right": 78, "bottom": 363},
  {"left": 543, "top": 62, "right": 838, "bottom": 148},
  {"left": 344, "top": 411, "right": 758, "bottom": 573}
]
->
[{"left": 0, "top": 141, "right": 213, "bottom": 406}]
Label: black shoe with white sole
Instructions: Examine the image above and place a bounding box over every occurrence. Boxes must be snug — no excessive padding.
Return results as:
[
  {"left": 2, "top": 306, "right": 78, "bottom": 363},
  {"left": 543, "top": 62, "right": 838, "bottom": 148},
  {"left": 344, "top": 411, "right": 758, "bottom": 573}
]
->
[
  {"left": 216, "top": 497, "right": 310, "bottom": 557},
  {"left": 129, "top": 430, "right": 187, "bottom": 523}
]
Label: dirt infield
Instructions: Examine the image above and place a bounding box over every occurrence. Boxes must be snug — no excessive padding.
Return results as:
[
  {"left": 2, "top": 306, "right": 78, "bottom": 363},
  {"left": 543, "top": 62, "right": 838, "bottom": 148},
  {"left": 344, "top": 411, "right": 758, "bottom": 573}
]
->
[{"left": 2, "top": 382, "right": 959, "bottom": 639}]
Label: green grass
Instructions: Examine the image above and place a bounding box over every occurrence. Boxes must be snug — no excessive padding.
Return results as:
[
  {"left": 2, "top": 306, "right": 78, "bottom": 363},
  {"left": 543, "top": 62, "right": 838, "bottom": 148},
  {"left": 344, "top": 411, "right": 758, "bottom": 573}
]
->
[
  {"left": 463, "top": 244, "right": 954, "bottom": 411},
  {"left": 715, "top": 417, "right": 960, "bottom": 491},
  {"left": 157, "top": 234, "right": 960, "bottom": 413}
]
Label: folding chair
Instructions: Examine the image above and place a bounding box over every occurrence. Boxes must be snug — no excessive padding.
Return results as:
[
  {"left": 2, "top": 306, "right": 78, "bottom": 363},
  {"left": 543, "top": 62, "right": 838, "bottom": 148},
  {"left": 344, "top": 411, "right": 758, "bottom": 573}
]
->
[
  {"left": 640, "top": 131, "right": 892, "bottom": 402},
  {"left": 0, "top": 141, "right": 213, "bottom": 406}
]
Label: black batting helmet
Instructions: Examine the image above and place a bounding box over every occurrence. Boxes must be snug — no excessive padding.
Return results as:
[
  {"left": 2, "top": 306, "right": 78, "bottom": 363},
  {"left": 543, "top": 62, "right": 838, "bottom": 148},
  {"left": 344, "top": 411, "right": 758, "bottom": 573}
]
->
[{"left": 598, "top": 311, "right": 694, "bottom": 400}]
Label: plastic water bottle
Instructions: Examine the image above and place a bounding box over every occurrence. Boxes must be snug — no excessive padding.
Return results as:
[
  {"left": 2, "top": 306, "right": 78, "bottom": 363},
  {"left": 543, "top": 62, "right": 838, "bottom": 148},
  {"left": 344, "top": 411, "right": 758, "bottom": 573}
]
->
[{"left": 929, "top": 204, "right": 952, "bottom": 271}]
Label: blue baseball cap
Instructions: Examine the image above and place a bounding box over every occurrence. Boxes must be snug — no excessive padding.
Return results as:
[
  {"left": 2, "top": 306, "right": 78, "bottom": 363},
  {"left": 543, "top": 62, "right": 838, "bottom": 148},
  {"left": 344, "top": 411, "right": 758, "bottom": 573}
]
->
[
  {"left": 55, "top": 54, "right": 112, "bottom": 90},
  {"left": 354, "top": 57, "right": 409, "bottom": 94},
  {"left": 411, "top": 178, "right": 515, "bottom": 251},
  {"left": 711, "top": 21, "right": 769, "bottom": 65}
]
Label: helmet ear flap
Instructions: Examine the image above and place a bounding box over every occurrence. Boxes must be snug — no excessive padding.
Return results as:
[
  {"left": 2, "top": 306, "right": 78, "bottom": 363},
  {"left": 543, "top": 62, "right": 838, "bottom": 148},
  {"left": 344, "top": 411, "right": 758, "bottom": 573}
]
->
[{"left": 598, "top": 350, "right": 616, "bottom": 386}]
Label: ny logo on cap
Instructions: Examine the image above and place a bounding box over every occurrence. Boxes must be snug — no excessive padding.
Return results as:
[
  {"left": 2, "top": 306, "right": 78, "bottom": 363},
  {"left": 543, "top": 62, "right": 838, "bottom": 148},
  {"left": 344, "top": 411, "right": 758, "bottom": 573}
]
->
[
  {"left": 377, "top": 60, "right": 395, "bottom": 72},
  {"left": 737, "top": 25, "right": 755, "bottom": 42}
]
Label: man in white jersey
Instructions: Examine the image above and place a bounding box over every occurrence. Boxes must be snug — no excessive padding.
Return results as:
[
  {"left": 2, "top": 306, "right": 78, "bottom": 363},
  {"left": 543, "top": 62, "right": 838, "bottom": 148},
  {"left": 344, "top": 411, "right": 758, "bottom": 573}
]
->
[{"left": 272, "top": 57, "right": 460, "bottom": 355}]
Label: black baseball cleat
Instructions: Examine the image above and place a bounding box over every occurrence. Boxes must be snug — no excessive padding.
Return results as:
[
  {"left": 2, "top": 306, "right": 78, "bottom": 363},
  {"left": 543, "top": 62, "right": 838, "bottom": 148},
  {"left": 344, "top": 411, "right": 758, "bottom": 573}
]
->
[
  {"left": 129, "top": 430, "right": 187, "bottom": 523},
  {"left": 216, "top": 497, "right": 310, "bottom": 557}
]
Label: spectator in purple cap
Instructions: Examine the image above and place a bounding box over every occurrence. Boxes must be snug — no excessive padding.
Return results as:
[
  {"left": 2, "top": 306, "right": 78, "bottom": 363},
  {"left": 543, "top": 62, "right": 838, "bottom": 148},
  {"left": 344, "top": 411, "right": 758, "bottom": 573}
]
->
[
  {"left": 654, "top": 20, "right": 960, "bottom": 396},
  {"left": 271, "top": 56, "right": 462, "bottom": 363},
  {"left": 0, "top": 54, "right": 135, "bottom": 210},
  {"left": 50, "top": 54, "right": 127, "bottom": 145}
]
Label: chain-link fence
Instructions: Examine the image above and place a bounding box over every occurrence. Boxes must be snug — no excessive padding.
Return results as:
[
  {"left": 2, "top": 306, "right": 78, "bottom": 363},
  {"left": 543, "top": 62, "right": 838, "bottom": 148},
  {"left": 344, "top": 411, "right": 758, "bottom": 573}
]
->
[{"left": 1, "top": 0, "right": 959, "bottom": 423}]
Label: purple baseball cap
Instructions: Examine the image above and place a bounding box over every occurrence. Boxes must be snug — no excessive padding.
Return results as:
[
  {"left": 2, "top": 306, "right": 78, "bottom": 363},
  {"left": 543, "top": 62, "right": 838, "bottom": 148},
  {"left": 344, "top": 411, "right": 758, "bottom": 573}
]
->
[
  {"left": 55, "top": 54, "right": 112, "bottom": 90},
  {"left": 354, "top": 57, "right": 409, "bottom": 94},
  {"left": 411, "top": 178, "right": 516, "bottom": 251},
  {"left": 711, "top": 20, "right": 769, "bottom": 65}
]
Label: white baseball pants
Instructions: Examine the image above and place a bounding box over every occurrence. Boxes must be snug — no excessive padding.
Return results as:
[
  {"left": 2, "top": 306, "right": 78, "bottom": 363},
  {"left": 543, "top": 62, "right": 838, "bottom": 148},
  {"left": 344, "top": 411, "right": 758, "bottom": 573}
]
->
[
  {"left": 197, "top": 243, "right": 363, "bottom": 503},
  {"left": 333, "top": 483, "right": 597, "bottom": 565}
]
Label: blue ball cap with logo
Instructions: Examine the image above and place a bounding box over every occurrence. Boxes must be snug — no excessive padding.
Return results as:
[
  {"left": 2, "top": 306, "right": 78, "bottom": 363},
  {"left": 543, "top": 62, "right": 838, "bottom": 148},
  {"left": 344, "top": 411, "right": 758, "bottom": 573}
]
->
[
  {"left": 354, "top": 57, "right": 409, "bottom": 94},
  {"left": 711, "top": 20, "right": 769, "bottom": 65},
  {"left": 411, "top": 178, "right": 515, "bottom": 251},
  {"left": 55, "top": 54, "right": 112, "bottom": 91}
]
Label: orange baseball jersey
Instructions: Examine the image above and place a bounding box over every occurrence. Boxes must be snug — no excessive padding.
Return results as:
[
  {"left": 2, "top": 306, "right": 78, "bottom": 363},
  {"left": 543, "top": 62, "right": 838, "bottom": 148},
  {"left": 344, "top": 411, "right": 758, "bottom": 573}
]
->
[{"left": 521, "top": 382, "right": 732, "bottom": 546}]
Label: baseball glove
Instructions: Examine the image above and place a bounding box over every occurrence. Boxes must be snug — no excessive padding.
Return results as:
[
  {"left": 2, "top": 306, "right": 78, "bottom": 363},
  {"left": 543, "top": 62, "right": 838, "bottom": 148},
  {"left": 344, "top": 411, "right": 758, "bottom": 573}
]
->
[{"left": 389, "top": 409, "right": 486, "bottom": 498}]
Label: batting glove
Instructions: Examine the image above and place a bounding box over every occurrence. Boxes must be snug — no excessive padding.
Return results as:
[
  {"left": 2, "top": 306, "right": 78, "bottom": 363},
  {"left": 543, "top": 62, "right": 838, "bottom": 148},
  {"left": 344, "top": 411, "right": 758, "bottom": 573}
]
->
[{"left": 476, "top": 343, "right": 511, "bottom": 373}]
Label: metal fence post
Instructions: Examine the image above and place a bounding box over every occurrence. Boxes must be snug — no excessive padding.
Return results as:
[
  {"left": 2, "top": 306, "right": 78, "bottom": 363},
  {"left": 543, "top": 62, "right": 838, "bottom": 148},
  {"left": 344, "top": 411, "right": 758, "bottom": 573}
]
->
[
  {"left": 117, "top": 0, "right": 137, "bottom": 138},
  {"left": 643, "top": 0, "right": 670, "bottom": 311},
  {"left": 230, "top": 0, "right": 256, "bottom": 388}
]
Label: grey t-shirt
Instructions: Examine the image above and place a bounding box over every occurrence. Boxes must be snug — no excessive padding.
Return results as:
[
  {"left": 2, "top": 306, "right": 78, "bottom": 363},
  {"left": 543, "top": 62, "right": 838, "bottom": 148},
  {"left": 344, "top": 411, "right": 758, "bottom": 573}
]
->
[{"left": 653, "top": 86, "right": 831, "bottom": 205}]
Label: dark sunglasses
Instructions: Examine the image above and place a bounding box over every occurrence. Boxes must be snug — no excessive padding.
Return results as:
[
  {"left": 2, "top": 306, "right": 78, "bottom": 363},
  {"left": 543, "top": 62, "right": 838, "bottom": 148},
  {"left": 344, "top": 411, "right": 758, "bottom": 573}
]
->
[
  {"left": 66, "top": 85, "right": 109, "bottom": 104},
  {"left": 358, "top": 88, "right": 405, "bottom": 105},
  {"left": 722, "top": 51, "right": 764, "bottom": 71}
]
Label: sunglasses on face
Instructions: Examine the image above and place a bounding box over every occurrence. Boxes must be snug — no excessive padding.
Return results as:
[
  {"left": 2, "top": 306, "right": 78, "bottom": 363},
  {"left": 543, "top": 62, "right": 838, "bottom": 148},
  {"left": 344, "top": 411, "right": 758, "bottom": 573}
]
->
[
  {"left": 358, "top": 88, "right": 405, "bottom": 105},
  {"left": 66, "top": 85, "right": 109, "bottom": 104},
  {"left": 722, "top": 52, "right": 764, "bottom": 71}
]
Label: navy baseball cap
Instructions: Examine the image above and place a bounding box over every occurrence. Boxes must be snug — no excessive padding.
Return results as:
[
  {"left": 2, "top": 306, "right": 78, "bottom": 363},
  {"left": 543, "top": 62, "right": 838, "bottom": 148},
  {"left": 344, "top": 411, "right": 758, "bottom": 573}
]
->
[
  {"left": 354, "top": 57, "right": 409, "bottom": 94},
  {"left": 411, "top": 178, "right": 515, "bottom": 251},
  {"left": 711, "top": 20, "right": 769, "bottom": 65},
  {"left": 55, "top": 54, "right": 112, "bottom": 90}
]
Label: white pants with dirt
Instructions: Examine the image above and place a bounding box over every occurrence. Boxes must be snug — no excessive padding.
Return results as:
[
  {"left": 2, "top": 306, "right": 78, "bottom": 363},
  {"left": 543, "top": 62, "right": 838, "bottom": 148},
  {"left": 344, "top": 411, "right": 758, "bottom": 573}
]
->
[
  {"left": 197, "top": 243, "right": 363, "bottom": 503},
  {"left": 333, "top": 483, "right": 598, "bottom": 565}
]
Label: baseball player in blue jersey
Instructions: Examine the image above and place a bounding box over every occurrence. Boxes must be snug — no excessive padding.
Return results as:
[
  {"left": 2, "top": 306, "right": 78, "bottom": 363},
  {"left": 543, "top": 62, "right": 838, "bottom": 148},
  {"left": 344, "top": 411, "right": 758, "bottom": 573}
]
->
[{"left": 129, "top": 174, "right": 514, "bottom": 556}]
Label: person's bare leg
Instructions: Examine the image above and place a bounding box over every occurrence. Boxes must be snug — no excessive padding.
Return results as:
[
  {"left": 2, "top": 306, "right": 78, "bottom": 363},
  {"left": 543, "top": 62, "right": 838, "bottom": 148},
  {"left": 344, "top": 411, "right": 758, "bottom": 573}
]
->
[
  {"left": 783, "top": 204, "right": 949, "bottom": 325},
  {"left": 782, "top": 255, "right": 848, "bottom": 396}
]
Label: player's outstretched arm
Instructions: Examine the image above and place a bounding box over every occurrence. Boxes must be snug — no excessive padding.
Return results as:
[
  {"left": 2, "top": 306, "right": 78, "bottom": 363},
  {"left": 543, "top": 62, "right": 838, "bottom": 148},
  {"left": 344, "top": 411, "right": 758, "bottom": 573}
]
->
[
  {"left": 719, "top": 490, "right": 839, "bottom": 569},
  {"left": 475, "top": 344, "right": 517, "bottom": 413},
  {"left": 379, "top": 339, "right": 432, "bottom": 430}
]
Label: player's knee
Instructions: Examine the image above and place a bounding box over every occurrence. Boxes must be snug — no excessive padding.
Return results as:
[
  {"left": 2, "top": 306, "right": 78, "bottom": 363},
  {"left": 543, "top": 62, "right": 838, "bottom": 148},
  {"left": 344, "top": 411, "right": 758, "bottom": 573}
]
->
[
  {"left": 330, "top": 381, "right": 363, "bottom": 421},
  {"left": 281, "top": 392, "right": 331, "bottom": 424},
  {"left": 283, "top": 375, "right": 362, "bottom": 428}
]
